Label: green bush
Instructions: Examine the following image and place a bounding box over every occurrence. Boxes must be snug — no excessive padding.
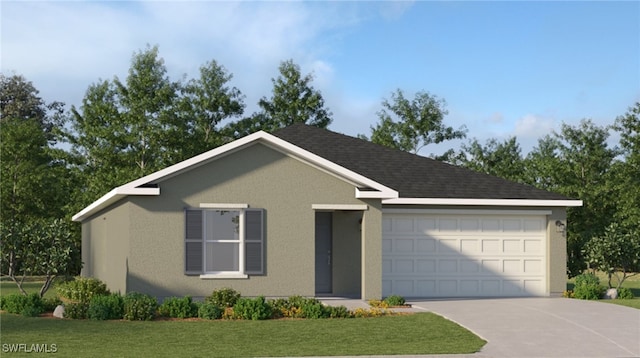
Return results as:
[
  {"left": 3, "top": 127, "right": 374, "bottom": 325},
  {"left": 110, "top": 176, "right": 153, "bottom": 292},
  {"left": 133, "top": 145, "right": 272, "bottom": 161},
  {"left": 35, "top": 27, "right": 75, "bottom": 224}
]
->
[
  {"left": 2, "top": 293, "right": 44, "bottom": 317},
  {"left": 233, "top": 296, "right": 272, "bottom": 320},
  {"left": 617, "top": 287, "right": 634, "bottom": 299},
  {"left": 327, "top": 305, "right": 350, "bottom": 318},
  {"left": 64, "top": 302, "right": 89, "bottom": 319},
  {"left": 198, "top": 302, "right": 223, "bottom": 320},
  {"left": 88, "top": 294, "right": 124, "bottom": 320},
  {"left": 383, "top": 295, "right": 406, "bottom": 306},
  {"left": 0, "top": 295, "right": 6, "bottom": 310},
  {"left": 123, "top": 292, "right": 157, "bottom": 321},
  {"left": 158, "top": 296, "right": 198, "bottom": 318},
  {"left": 300, "top": 299, "right": 328, "bottom": 319},
  {"left": 2, "top": 294, "right": 27, "bottom": 314},
  {"left": 43, "top": 297, "right": 63, "bottom": 312},
  {"left": 56, "top": 277, "right": 109, "bottom": 303},
  {"left": 573, "top": 273, "right": 605, "bottom": 300},
  {"left": 206, "top": 287, "right": 241, "bottom": 308}
]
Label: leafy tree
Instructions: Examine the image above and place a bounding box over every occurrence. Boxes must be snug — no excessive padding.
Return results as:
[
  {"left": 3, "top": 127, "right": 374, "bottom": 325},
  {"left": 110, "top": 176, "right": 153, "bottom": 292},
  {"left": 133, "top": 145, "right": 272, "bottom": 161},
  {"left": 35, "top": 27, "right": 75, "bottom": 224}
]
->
[
  {"left": 70, "top": 46, "right": 248, "bottom": 208},
  {"left": 526, "top": 119, "right": 618, "bottom": 277},
  {"left": 226, "top": 59, "right": 332, "bottom": 138},
  {"left": 611, "top": 102, "right": 640, "bottom": 230},
  {"left": 178, "top": 60, "right": 245, "bottom": 156},
  {"left": 451, "top": 137, "right": 526, "bottom": 183},
  {"left": 362, "top": 89, "right": 466, "bottom": 157},
  {"left": 583, "top": 223, "right": 640, "bottom": 289},
  {"left": 0, "top": 74, "right": 79, "bottom": 293}
]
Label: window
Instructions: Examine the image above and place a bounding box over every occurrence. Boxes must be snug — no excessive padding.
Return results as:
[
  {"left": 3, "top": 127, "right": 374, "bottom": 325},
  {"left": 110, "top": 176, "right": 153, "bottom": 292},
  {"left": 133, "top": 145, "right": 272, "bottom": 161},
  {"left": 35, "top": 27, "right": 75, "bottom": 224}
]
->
[{"left": 185, "top": 208, "right": 264, "bottom": 277}]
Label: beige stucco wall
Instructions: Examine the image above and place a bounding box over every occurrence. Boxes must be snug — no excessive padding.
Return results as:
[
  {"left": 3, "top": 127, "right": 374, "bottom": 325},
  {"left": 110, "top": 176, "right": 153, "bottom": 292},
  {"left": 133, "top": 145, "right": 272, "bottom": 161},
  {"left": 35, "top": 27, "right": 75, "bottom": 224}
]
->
[
  {"left": 362, "top": 200, "right": 383, "bottom": 299},
  {"left": 81, "top": 200, "right": 130, "bottom": 294},
  {"left": 547, "top": 207, "right": 567, "bottom": 295},
  {"left": 125, "top": 143, "right": 376, "bottom": 299}
]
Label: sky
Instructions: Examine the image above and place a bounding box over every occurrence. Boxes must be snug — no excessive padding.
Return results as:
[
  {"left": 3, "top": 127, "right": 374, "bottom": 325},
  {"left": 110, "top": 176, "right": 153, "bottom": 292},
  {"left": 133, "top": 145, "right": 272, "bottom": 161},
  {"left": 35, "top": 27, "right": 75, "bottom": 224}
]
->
[{"left": 2, "top": 1, "right": 639, "bottom": 156}]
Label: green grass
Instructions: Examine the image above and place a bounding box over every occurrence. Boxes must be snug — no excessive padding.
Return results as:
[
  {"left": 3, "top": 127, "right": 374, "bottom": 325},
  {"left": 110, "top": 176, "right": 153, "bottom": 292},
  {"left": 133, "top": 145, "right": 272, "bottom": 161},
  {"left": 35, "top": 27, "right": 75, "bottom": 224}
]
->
[
  {"left": 0, "top": 278, "right": 60, "bottom": 299},
  {"left": 0, "top": 313, "right": 485, "bottom": 357},
  {"left": 567, "top": 271, "right": 640, "bottom": 309}
]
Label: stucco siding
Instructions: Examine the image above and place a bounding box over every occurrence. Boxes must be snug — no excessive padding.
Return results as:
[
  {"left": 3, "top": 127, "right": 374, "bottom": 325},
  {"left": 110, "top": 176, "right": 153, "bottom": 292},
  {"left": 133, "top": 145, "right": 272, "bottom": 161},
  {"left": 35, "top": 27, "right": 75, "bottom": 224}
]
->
[
  {"left": 127, "top": 143, "right": 373, "bottom": 299},
  {"left": 81, "top": 201, "right": 130, "bottom": 294},
  {"left": 547, "top": 207, "right": 567, "bottom": 295}
]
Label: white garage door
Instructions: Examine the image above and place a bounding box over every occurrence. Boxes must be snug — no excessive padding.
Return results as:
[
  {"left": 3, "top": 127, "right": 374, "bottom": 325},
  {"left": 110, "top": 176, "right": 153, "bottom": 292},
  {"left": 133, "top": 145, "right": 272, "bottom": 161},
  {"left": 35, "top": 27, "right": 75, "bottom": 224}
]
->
[{"left": 382, "top": 213, "right": 548, "bottom": 298}]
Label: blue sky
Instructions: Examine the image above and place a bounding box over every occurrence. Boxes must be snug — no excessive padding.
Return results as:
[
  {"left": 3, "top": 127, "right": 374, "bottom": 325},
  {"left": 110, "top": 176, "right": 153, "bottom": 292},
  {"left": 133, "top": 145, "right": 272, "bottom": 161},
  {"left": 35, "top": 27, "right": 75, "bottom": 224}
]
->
[{"left": 2, "top": 1, "right": 638, "bottom": 155}]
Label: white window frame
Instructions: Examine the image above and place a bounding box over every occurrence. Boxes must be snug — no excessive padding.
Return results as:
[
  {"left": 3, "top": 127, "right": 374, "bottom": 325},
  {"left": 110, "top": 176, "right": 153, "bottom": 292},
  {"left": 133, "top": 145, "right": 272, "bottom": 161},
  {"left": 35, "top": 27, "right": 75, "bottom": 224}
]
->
[{"left": 200, "top": 209, "right": 247, "bottom": 279}]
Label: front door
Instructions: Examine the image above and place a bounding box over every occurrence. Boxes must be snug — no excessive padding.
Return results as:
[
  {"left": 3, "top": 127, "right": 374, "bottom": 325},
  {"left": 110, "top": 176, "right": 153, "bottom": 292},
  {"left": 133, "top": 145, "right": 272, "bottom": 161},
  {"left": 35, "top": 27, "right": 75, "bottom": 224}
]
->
[{"left": 315, "top": 212, "right": 332, "bottom": 294}]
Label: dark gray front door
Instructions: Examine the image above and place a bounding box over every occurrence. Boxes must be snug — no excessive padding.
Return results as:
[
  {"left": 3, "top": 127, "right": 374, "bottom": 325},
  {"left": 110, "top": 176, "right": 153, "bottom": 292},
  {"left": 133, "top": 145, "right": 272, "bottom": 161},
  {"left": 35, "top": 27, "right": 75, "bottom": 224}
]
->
[{"left": 315, "top": 212, "right": 332, "bottom": 294}]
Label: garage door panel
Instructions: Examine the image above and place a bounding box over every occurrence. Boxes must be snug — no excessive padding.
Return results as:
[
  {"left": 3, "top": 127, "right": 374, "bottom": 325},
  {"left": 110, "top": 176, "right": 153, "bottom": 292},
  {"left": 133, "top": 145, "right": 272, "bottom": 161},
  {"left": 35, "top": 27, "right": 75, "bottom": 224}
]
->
[{"left": 383, "top": 213, "right": 547, "bottom": 298}]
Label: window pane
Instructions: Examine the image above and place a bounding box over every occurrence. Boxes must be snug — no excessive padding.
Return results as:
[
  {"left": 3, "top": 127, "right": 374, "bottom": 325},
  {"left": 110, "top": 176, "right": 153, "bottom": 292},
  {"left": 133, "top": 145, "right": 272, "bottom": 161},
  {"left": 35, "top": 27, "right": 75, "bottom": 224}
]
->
[
  {"left": 205, "top": 242, "right": 239, "bottom": 272},
  {"left": 205, "top": 210, "right": 239, "bottom": 241}
]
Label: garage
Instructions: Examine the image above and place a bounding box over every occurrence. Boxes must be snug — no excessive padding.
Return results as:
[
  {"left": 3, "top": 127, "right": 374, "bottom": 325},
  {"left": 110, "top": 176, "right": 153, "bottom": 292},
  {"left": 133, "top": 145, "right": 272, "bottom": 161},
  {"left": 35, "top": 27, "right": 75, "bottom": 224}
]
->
[{"left": 382, "top": 211, "right": 549, "bottom": 298}]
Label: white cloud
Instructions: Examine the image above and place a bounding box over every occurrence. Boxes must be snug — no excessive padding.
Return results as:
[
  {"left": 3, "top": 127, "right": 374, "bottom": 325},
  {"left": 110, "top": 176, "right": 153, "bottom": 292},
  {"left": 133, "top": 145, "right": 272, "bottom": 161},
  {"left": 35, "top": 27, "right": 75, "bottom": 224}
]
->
[
  {"left": 513, "top": 114, "right": 557, "bottom": 139},
  {"left": 486, "top": 112, "right": 504, "bottom": 123}
]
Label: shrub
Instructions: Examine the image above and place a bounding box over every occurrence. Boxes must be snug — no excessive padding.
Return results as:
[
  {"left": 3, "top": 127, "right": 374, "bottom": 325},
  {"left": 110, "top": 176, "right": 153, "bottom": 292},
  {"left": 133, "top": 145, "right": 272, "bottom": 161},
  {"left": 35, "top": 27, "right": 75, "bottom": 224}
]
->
[
  {"left": 368, "top": 299, "right": 389, "bottom": 308},
  {"left": 206, "top": 287, "right": 241, "bottom": 308},
  {"left": 222, "top": 307, "right": 236, "bottom": 320},
  {"left": 562, "top": 290, "right": 575, "bottom": 298},
  {"left": 299, "top": 299, "right": 328, "bottom": 319},
  {"left": 123, "top": 292, "right": 157, "bottom": 321},
  {"left": 64, "top": 302, "right": 89, "bottom": 319},
  {"left": 0, "top": 295, "right": 6, "bottom": 310},
  {"left": 56, "top": 277, "right": 109, "bottom": 303},
  {"left": 327, "top": 305, "right": 350, "bottom": 318},
  {"left": 233, "top": 296, "right": 272, "bottom": 320},
  {"left": 198, "top": 302, "right": 223, "bottom": 320},
  {"left": 158, "top": 296, "right": 198, "bottom": 319},
  {"left": 617, "top": 287, "right": 634, "bottom": 299},
  {"left": 351, "top": 307, "right": 387, "bottom": 318},
  {"left": 43, "top": 297, "right": 63, "bottom": 312},
  {"left": 384, "top": 295, "right": 406, "bottom": 306},
  {"left": 2, "top": 294, "right": 28, "bottom": 314},
  {"left": 573, "top": 273, "right": 605, "bottom": 300},
  {"left": 88, "top": 294, "right": 124, "bottom": 320},
  {"left": 2, "top": 293, "right": 44, "bottom": 317},
  {"left": 267, "top": 298, "right": 289, "bottom": 318},
  {"left": 22, "top": 293, "right": 45, "bottom": 317}
]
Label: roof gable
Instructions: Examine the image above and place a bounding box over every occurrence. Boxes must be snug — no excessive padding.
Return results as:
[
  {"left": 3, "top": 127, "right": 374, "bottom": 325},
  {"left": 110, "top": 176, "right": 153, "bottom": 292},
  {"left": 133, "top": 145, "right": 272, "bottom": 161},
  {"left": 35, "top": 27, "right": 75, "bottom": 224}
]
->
[{"left": 72, "top": 130, "right": 397, "bottom": 222}]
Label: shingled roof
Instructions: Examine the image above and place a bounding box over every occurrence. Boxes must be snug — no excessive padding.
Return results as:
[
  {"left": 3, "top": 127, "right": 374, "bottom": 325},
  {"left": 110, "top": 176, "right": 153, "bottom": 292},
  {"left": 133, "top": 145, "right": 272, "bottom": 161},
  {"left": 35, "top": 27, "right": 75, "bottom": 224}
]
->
[{"left": 273, "top": 124, "right": 570, "bottom": 200}]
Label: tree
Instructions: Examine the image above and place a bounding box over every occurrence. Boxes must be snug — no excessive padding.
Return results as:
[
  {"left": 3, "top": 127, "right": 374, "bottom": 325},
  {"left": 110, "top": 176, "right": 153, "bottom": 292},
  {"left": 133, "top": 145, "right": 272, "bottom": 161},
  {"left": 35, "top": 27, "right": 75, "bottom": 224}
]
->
[
  {"left": 70, "top": 46, "right": 248, "bottom": 208},
  {"left": 1, "top": 219, "right": 79, "bottom": 297},
  {"left": 0, "top": 74, "right": 71, "bottom": 229},
  {"left": 363, "top": 89, "right": 466, "bottom": 157},
  {"left": 178, "top": 60, "right": 245, "bottom": 156},
  {"left": 226, "top": 59, "right": 332, "bottom": 138},
  {"left": 451, "top": 137, "right": 526, "bottom": 183},
  {"left": 526, "top": 119, "right": 619, "bottom": 277},
  {"left": 611, "top": 102, "right": 640, "bottom": 230},
  {"left": 583, "top": 223, "right": 640, "bottom": 289}
]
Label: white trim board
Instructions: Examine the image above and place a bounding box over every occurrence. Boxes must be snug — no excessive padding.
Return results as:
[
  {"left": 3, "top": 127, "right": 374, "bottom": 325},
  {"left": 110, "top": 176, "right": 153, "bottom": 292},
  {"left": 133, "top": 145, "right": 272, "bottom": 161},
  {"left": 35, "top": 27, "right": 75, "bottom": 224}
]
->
[
  {"left": 312, "top": 204, "right": 369, "bottom": 211},
  {"left": 383, "top": 208, "right": 553, "bottom": 215},
  {"left": 383, "top": 198, "right": 583, "bottom": 207}
]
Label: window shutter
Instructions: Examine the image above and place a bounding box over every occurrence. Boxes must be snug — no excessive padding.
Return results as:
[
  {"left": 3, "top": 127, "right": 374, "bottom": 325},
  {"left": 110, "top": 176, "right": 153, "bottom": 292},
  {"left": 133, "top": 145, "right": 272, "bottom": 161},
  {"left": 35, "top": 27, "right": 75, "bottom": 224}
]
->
[
  {"left": 185, "top": 209, "right": 203, "bottom": 274},
  {"left": 244, "top": 209, "right": 264, "bottom": 275}
]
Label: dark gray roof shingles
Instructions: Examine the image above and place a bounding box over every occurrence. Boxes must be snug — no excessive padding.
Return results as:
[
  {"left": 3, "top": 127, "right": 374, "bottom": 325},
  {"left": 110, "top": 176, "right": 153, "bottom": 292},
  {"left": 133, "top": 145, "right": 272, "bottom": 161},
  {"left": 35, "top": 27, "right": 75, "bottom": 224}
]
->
[{"left": 273, "top": 124, "right": 569, "bottom": 200}]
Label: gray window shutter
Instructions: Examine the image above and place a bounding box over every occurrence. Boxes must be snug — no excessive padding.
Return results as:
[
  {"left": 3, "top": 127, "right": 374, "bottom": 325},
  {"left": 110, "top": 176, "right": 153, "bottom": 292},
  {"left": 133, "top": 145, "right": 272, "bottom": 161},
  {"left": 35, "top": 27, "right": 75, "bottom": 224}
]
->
[
  {"left": 244, "top": 209, "right": 264, "bottom": 275},
  {"left": 185, "top": 209, "right": 203, "bottom": 274}
]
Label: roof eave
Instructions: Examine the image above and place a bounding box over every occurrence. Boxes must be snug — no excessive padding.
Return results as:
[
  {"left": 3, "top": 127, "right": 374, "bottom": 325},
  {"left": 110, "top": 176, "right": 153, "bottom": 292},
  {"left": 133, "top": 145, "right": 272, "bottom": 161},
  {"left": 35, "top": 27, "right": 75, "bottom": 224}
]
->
[{"left": 382, "top": 198, "right": 583, "bottom": 207}]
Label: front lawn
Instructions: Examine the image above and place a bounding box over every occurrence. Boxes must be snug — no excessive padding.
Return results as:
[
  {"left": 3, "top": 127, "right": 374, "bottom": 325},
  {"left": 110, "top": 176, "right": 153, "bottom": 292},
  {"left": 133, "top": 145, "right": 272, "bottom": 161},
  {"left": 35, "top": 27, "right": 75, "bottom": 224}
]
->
[{"left": 0, "top": 313, "right": 485, "bottom": 357}]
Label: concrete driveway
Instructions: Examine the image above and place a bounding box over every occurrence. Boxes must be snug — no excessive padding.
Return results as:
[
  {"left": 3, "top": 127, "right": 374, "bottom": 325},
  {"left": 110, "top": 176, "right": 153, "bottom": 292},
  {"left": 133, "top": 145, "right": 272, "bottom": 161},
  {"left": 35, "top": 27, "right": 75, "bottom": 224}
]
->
[{"left": 411, "top": 297, "right": 640, "bottom": 358}]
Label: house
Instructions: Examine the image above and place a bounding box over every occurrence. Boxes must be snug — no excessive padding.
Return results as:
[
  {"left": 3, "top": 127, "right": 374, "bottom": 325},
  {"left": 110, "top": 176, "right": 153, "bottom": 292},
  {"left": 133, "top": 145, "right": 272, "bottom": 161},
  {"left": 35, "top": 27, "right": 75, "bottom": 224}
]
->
[{"left": 73, "top": 124, "right": 582, "bottom": 300}]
